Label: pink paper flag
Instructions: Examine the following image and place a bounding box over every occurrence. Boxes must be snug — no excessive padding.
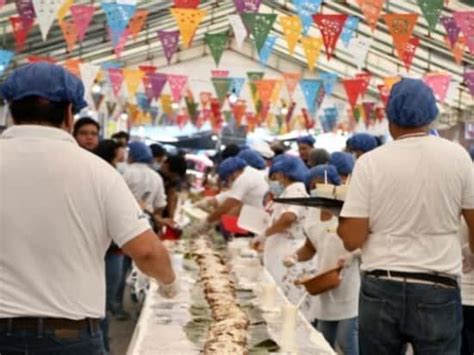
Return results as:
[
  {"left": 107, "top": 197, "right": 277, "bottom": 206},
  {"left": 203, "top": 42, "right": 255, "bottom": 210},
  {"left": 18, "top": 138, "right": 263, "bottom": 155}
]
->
[
  {"left": 424, "top": 73, "right": 451, "bottom": 103},
  {"left": 71, "top": 4, "right": 95, "bottom": 42},
  {"left": 149, "top": 73, "right": 168, "bottom": 99},
  {"left": 167, "top": 74, "right": 188, "bottom": 102},
  {"left": 15, "top": 0, "right": 36, "bottom": 22},
  {"left": 108, "top": 68, "right": 124, "bottom": 97},
  {"left": 453, "top": 11, "right": 474, "bottom": 55},
  {"left": 211, "top": 70, "right": 229, "bottom": 78},
  {"left": 464, "top": 70, "right": 474, "bottom": 97},
  {"left": 158, "top": 30, "right": 180, "bottom": 64},
  {"left": 113, "top": 28, "right": 130, "bottom": 58},
  {"left": 0, "top": 0, "right": 5, "bottom": 9}
]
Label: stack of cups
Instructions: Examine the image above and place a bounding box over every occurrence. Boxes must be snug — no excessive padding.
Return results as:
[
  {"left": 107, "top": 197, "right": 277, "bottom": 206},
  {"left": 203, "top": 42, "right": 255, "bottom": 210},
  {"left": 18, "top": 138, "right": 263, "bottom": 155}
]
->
[
  {"left": 261, "top": 283, "right": 276, "bottom": 309},
  {"left": 280, "top": 304, "right": 297, "bottom": 352}
]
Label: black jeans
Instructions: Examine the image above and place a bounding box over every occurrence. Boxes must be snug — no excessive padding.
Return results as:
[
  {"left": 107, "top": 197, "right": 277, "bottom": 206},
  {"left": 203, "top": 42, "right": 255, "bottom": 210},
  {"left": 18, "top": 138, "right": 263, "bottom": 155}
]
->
[
  {"left": 0, "top": 325, "right": 105, "bottom": 354},
  {"left": 461, "top": 305, "right": 474, "bottom": 355}
]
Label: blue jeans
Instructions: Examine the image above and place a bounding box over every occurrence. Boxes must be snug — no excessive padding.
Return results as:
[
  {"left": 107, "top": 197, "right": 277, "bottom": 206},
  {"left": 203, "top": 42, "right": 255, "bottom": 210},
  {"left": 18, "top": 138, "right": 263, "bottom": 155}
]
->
[
  {"left": 461, "top": 305, "right": 474, "bottom": 355},
  {"left": 114, "top": 256, "right": 131, "bottom": 310},
  {"left": 315, "top": 318, "right": 359, "bottom": 355},
  {"left": 359, "top": 275, "right": 462, "bottom": 355},
  {"left": 0, "top": 326, "right": 105, "bottom": 354}
]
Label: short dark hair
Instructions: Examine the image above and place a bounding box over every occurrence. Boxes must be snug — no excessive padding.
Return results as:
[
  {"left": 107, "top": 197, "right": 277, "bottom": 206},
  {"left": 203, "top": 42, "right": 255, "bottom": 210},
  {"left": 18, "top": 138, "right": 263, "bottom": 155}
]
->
[
  {"left": 150, "top": 143, "right": 167, "bottom": 158},
  {"left": 94, "top": 139, "right": 119, "bottom": 166},
  {"left": 73, "top": 117, "right": 100, "bottom": 137},
  {"left": 9, "top": 96, "right": 70, "bottom": 127},
  {"left": 166, "top": 154, "right": 187, "bottom": 178},
  {"left": 222, "top": 144, "right": 241, "bottom": 161},
  {"left": 111, "top": 131, "right": 130, "bottom": 142}
]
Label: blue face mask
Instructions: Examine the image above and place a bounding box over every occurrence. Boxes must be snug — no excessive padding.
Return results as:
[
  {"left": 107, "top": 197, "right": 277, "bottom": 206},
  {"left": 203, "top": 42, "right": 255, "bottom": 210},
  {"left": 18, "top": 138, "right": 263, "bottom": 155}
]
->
[{"left": 269, "top": 181, "right": 284, "bottom": 197}]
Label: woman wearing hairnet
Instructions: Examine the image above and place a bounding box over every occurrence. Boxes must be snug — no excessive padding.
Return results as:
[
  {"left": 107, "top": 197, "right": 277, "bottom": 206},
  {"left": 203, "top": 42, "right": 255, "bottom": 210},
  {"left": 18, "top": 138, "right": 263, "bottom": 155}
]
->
[
  {"left": 252, "top": 155, "right": 311, "bottom": 304},
  {"left": 329, "top": 152, "right": 355, "bottom": 182},
  {"left": 346, "top": 133, "right": 378, "bottom": 159},
  {"left": 284, "top": 165, "right": 360, "bottom": 355}
]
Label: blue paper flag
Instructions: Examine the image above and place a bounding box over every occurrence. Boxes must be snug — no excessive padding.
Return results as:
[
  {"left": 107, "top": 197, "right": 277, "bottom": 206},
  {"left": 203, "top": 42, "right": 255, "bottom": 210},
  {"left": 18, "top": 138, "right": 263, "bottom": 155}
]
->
[
  {"left": 230, "top": 77, "right": 245, "bottom": 97},
  {"left": 293, "top": 0, "right": 322, "bottom": 35},
  {"left": 320, "top": 72, "right": 338, "bottom": 96},
  {"left": 101, "top": 2, "right": 136, "bottom": 46},
  {"left": 321, "top": 106, "right": 339, "bottom": 132},
  {"left": 101, "top": 61, "right": 123, "bottom": 70},
  {"left": 136, "top": 93, "right": 151, "bottom": 111},
  {"left": 0, "top": 49, "right": 14, "bottom": 76},
  {"left": 300, "top": 79, "right": 322, "bottom": 116},
  {"left": 259, "top": 35, "right": 277, "bottom": 66},
  {"left": 341, "top": 16, "right": 359, "bottom": 47}
]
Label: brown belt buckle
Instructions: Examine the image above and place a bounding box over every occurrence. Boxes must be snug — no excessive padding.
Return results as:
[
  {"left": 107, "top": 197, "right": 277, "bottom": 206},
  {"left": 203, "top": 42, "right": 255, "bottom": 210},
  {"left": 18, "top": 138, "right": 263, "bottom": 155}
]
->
[{"left": 54, "top": 328, "right": 81, "bottom": 339}]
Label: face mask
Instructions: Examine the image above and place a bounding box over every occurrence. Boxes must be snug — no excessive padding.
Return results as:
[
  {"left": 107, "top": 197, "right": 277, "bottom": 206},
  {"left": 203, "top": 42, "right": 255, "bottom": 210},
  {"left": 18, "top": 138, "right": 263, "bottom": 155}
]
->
[
  {"left": 152, "top": 162, "right": 161, "bottom": 171},
  {"left": 269, "top": 181, "right": 284, "bottom": 197},
  {"left": 116, "top": 162, "right": 128, "bottom": 174}
]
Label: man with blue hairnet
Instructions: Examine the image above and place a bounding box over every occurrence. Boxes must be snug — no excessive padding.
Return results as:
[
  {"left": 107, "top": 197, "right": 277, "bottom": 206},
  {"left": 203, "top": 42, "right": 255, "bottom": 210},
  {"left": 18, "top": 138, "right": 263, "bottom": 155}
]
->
[
  {"left": 338, "top": 78, "right": 474, "bottom": 354},
  {"left": 329, "top": 152, "right": 355, "bottom": 182},
  {"left": 0, "top": 63, "right": 177, "bottom": 354},
  {"left": 346, "top": 133, "right": 378, "bottom": 159},
  {"left": 297, "top": 135, "right": 316, "bottom": 167}
]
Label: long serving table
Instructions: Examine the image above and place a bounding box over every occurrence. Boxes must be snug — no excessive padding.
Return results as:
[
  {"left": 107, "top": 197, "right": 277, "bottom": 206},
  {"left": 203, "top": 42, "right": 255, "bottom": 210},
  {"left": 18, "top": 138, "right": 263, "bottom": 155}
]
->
[{"left": 127, "top": 236, "right": 336, "bottom": 355}]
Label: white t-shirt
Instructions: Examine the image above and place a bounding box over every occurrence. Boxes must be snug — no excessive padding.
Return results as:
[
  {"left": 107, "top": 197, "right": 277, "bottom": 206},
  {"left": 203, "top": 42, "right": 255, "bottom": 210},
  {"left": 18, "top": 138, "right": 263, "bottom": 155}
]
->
[
  {"left": 226, "top": 166, "right": 268, "bottom": 208},
  {"left": 0, "top": 126, "right": 151, "bottom": 319},
  {"left": 460, "top": 220, "right": 474, "bottom": 306},
  {"left": 122, "top": 163, "right": 167, "bottom": 212},
  {"left": 305, "top": 213, "right": 360, "bottom": 321},
  {"left": 341, "top": 136, "right": 474, "bottom": 276}
]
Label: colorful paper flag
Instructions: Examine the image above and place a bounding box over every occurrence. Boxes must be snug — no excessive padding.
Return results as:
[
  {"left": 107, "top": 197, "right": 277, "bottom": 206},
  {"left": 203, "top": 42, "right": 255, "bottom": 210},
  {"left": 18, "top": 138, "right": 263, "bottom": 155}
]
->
[
  {"left": 101, "top": 2, "right": 136, "bottom": 46},
  {"left": 70, "top": 4, "right": 95, "bottom": 42},
  {"left": 168, "top": 74, "right": 188, "bottom": 103},
  {"left": 148, "top": 73, "right": 167, "bottom": 99},
  {"left": 300, "top": 79, "right": 322, "bottom": 116},
  {"left": 123, "top": 68, "right": 144, "bottom": 97},
  {"left": 362, "top": 101, "right": 376, "bottom": 121},
  {"left": 464, "top": 70, "right": 474, "bottom": 97},
  {"left": 247, "top": 71, "right": 264, "bottom": 107},
  {"left": 341, "top": 16, "right": 359, "bottom": 47},
  {"left": 211, "top": 70, "right": 229, "bottom": 78},
  {"left": 255, "top": 79, "right": 277, "bottom": 105},
  {"left": 445, "top": 35, "right": 466, "bottom": 64},
  {"left": 56, "top": 0, "right": 73, "bottom": 25},
  {"left": 301, "top": 36, "right": 323, "bottom": 72},
  {"left": 453, "top": 11, "right": 474, "bottom": 55},
  {"left": 205, "top": 31, "right": 229, "bottom": 66},
  {"left": 211, "top": 77, "right": 231, "bottom": 105},
  {"left": 424, "top": 73, "right": 451, "bottom": 103},
  {"left": 377, "top": 84, "right": 390, "bottom": 106},
  {"left": 10, "top": 16, "right": 34, "bottom": 52},
  {"left": 79, "top": 63, "right": 100, "bottom": 106},
  {"left": 416, "top": 0, "right": 443, "bottom": 33},
  {"left": 397, "top": 36, "right": 420, "bottom": 71},
  {"left": 108, "top": 68, "right": 124, "bottom": 97},
  {"left": 384, "top": 76, "right": 401, "bottom": 90},
  {"left": 258, "top": 35, "right": 276, "bottom": 65},
  {"left": 230, "top": 77, "right": 245, "bottom": 97},
  {"left": 280, "top": 15, "right": 302, "bottom": 55},
  {"left": 15, "top": 0, "right": 36, "bottom": 22},
  {"left": 175, "top": 0, "right": 200, "bottom": 8},
  {"left": 27, "top": 55, "right": 56, "bottom": 64},
  {"left": 59, "top": 20, "right": 78, "bottom": 52},
  {"left": 139, "top": 65, "right": 157, "bottom": 74},
  {"left": 0, "top": 49, "right": 14, "bottom": 76},
  {"left": 356, "top": 0, "right": 384, "bottom": 32},
  {"left": 384, "top": 13, "right": 419, "bottom": 55},
  {"left": 228, "top": 15, "right": 247, "bottom": 49},
  {"left": 33, "top": 0, "right": 63, "bottom": 40},
  {"left": 128, "top": 9, "right": 148, "bottom": 39},
  {"left": 293, "top": 0, "right": 322, "bottom": 35},
  {"left": 234, "top": 0, "right": 261, "bottom": 12},
  {"left": 171, "top": 8, "right": 206, "bottom": 48},
  {"left": 342, "top": 78, "right": 366, "bottom": 109},
  {"left": 355, "top": 72, "right": 372, "bottom": 97},
  {"left": 283, "top": 72, "right": 301, "bottom": 98},
  {"left": 313, "top": 14, "right": 348, "bottom": 60},
  {"left": 441, "top": 16, "right": 461, "bottom": 48},
  {"left": 347, "top": 37, "right": 372, "bottom": 69},
  {"left": 241, "top": 13, "right": 277, "bottom": 52},
  {"left": 113, "top": 28, "right": 130, "bottom": 58},
  {"left": 320, "top": 72, "right": 338, "bottom": 96},
  {"left": 64, "top": 58, "right": 82, "bottom": 77},
  {"left": 158, "top": 30, "right": 180, "bottom": 64},
  {"left": 106, "top": 101, "right": 117, "bottom": 116}
]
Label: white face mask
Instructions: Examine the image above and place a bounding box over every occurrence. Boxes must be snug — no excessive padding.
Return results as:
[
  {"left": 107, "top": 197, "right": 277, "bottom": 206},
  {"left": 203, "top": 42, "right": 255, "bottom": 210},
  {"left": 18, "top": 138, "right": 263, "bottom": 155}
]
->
[
  {"left": 116, "top": 162, "right": 128, "bottom": 174},
  {"left": 152, "top": 162, "right": 161, "bottom": 171},
  {"left": 269, "top": 181, "right": 284, "bottom": 197}
]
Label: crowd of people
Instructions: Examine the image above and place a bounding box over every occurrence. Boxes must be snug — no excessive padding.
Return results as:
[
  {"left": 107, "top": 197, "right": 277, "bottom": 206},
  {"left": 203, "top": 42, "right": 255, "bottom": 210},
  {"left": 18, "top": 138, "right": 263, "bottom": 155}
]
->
[{"left": 1, "top": 62, "right": 473, "bottom": 355}]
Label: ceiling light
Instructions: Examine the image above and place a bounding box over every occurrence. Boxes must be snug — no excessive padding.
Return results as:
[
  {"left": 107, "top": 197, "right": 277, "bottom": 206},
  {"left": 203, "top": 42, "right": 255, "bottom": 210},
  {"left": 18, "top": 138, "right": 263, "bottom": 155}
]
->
[
  {"left": 92, "top": 83, "right": 102, "bottom": 94},
  {"left": 228, "top": 93, "right": 238, "bottom": 104},
  {"left": 171, "top": 102, "right": 180, "bottom": 110},
  {"left": 120, "top": 112, "right": 129, "bottom": 121}
]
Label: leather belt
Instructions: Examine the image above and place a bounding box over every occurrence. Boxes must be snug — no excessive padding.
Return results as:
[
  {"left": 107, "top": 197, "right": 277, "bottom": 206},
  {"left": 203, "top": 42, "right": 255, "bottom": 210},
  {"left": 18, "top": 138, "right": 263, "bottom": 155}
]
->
[
  {"left": 0, "top": 317, "right": 101, "bottom": 332},
  {"left": 365, "top": 269, "right": 458, "bottom": 288}
]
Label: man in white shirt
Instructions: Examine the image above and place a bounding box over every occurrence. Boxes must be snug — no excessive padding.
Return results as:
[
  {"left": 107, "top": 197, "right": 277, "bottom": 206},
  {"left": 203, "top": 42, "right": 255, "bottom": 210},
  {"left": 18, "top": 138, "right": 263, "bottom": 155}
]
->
[
  {"left": 338, "top": 78, "right": 474, "bottom": 355},
  {"left": 0, "top": 63, "right": 177, "bottom": 354}
]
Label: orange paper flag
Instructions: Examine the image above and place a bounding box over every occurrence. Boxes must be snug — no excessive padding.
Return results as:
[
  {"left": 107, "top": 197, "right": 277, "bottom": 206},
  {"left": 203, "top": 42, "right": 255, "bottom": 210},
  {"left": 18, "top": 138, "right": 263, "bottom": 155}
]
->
[
  {"left": 280, "top": 15, "right": 302, "bottom": 55},
  {"left": 384, "top": 13, "right": 419, "bottom": 54},
  {"left": 301, "top": 36, "right": 323, "bottom": 71},
  {"left": 128, "top": 9, "right": 148, "bottom": 40},
  {"left": 255, "top": 79, "right": 278, "bottom": 104},
  {"left": 357, "top": 0, "right": 385, "bottom": 32},
  {"left": 60, "top": 20, "right": 78, "bottom": 52},
  {"left": 283, "top": 72, "right": 301, "bottom": 98},
  {"left": 271, "top": 80, "right": 282, "bottom": 104},
  {"left": 171, "top": 8, "right": 207, "bottom": 48},
  {"left": 64, "top": 58, "right": 82, "bottom": 77},
  {"left": 384, "top": 76, "right": 401, "bottom": 90},
  {"left": 123, "top": 69, "right": 145, "bottom": 97},
  {"left": 445, "top": 35, "right": 466, "bottom": 64}
]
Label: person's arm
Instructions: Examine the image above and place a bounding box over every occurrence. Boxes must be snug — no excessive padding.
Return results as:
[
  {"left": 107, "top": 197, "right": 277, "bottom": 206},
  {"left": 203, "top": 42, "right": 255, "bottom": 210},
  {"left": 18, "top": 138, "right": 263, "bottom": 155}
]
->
[
  {"left": 338, "top": 218, "right": 370, "bottom": 251},
  {"left": 121, "top": 229, "right": 175, "bottom": 284},
  {"left": 206, "top": 197, "right": 241, "bottom": 224},
  {"left": 265, "top": 211, "right": 297, "bottom": 237},
  {"left": 295, "top": 237, "right": 317, "bottom": 261},
  {"left": 462, "top": 209, "right": 474, "bottom": 252},
  {"left": 166, "top": 187, "right": 178, "bottom": 219}
]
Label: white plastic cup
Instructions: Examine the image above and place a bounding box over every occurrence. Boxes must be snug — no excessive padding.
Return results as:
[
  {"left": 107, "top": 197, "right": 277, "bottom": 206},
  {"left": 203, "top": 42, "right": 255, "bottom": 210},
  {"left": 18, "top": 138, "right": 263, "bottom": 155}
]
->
[
  {"left": 280, "top": 304, "right": 297, "bottom": 352},
  {"left": 261, "top": 283, "right": 277, "bottom": 309}
]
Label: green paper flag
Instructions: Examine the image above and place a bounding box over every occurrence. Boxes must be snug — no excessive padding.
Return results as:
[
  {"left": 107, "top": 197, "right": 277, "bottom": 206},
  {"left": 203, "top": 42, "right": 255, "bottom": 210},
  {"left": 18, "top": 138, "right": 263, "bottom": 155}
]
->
[
  {"left": 417, "top": 0, "right": 444, "bottom": 32},
  {"left": 205, "top": 31, "right": 230, "bottom": 66},
  {"left": 212, "top": 77, "right": 232, "bottom": 105},
  {"left": 241, "top": 13, "right": 277, "bottom": 52},
  {"left": 247, "top": 71, "right": 264, "bottom": 108}
]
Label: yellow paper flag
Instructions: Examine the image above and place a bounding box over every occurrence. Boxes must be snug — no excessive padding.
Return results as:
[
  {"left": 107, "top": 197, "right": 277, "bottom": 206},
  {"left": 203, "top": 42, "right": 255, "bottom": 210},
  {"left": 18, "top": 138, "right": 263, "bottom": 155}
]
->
[
  {"left": 280, "top": 15, "right": 301, "bottom": 55},
  {"left": 384, "top": 76, "right": 401, "bottom": 90},
  {"left": 171, "top": 8, "right": 207, "bottom": 48},
  {"left": 161, "top": 94, "right": 173, "bottom": 116},
  {"left": 271, "top": 80, "right": 282, "bottom": 104},
  {"left": 123, "top": 69, "right": 144, "bottom": 97},
  {"left": 57, "top": 0, "right": 74, "bottom": 25},
  {"left": 301, "top": 36, "right": 323, "bottom": 72}
]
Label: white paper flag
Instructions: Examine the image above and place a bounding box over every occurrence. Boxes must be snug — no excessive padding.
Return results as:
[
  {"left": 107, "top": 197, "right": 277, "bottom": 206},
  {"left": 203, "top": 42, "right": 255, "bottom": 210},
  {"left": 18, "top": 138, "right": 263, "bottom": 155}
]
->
[
  {"left": 347, "top": 37, "right": 372, "bottom": 69},
  {"left": 445, "top": 79, "right": 460, "bottom": 104},
  {"left": 79, "top": 63, "right": 101, "bottom": 107},
  {"left": 229, "top": 15, "right": 247, "bottom": 50},
  {"left": 33, "top": 0, "right": 64, "bottom": 41}
]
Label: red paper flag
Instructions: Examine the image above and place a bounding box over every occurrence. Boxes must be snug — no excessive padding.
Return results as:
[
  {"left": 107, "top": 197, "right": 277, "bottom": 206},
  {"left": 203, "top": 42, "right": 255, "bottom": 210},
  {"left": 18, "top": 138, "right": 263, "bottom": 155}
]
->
[
  {"left": 200, "top": 92, "right": 212, "bottom": 108},
  {"left": 70, "top": 4, "right": 94, "bottom": 42},
  {"left": 174, "top": 0, "right": 200, "bottom": 8},
  {"left": 384, "top": 13, "right": 419, "bottom": 55},
  {"left": 313, "top": 14, "right": 348, "bottom": 60},
  {"left": 355, "top": 72, "right": 372, "bottom": 97},
  {"left": 362, "top": 101, "right": 376, "bottom": 121},
  {"left": 211, "top": 70, "right": 229, "bottom": 78},
  {"left": 283, "top": 72, "right": 301, "bottom": 98},
  {"left": 357, "top": 0, "right": 384, "bottom": 32},
  {"left": 377, "top": 84, "right": 390, "bottom": 107},
  {"left": 27, "top": 55, "right": 56, "bottom": 64},
  {"left": 396, "top": 36, "right": 420, "bottom": 71},
  {"left": 342, "top": 78, "right": 366, "bottom": 109},
  {"left": 108, "top": 68, "right": 124, "bottom": 97},
  {"left": 10, "top": 16, "right": 34, "bottom": 52},
  {"left": 255, "top": 80, "right": 278, "bottom": 105},
  {"left": 232, "top": 100, "right": 247, "bottom": 127},
  {"left": 424, "top": 73, "right": 451, "bottom": 103},
  {"left": 128, "top": 9, "right": 148, "bottom": 39},
  {"left": 139, "top": 65, "right": 157, "bottom": 74}
]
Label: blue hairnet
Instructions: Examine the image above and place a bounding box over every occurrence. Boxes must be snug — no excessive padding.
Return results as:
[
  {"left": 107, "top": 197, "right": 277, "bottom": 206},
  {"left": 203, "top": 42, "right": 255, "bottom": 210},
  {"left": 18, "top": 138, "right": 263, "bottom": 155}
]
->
[
  {"left": 128, "top": 141, "right": 153, "bottom": 164},
  {"left": 386, "top": 78, "right": 439, "bottom": 128},
  {"left": 347, "top": 133, "right": 378, "bottom": 153},
  {"left": 329, "top": 152, "right": 355, "bottom": 176},
  {"left": 237, "top": 149, "right": 266, "bottom": 170},
  {"left": 218, "top": 157, "right": 247, "bottom": 181},
  {"left": 305, "top": 165, "right": 341, "bottom": 190},
  {"left": 269, "top": 155, "right": 308, "bottom": 182},
  {"left": 469, "top": 146, "right": 474, "bottom": 161},
  {"left": 297, "top": 135, "right": 316, "bottom": 147},
  {"left": 0, "top": 62, "right": 87, "bottom": 114}
]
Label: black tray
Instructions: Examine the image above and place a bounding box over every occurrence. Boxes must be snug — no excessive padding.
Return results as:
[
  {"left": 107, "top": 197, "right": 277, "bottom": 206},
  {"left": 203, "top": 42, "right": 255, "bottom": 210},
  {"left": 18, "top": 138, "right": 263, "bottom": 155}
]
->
[{"left": 273, "top": 197, "right": 344, "bottom": 209}]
